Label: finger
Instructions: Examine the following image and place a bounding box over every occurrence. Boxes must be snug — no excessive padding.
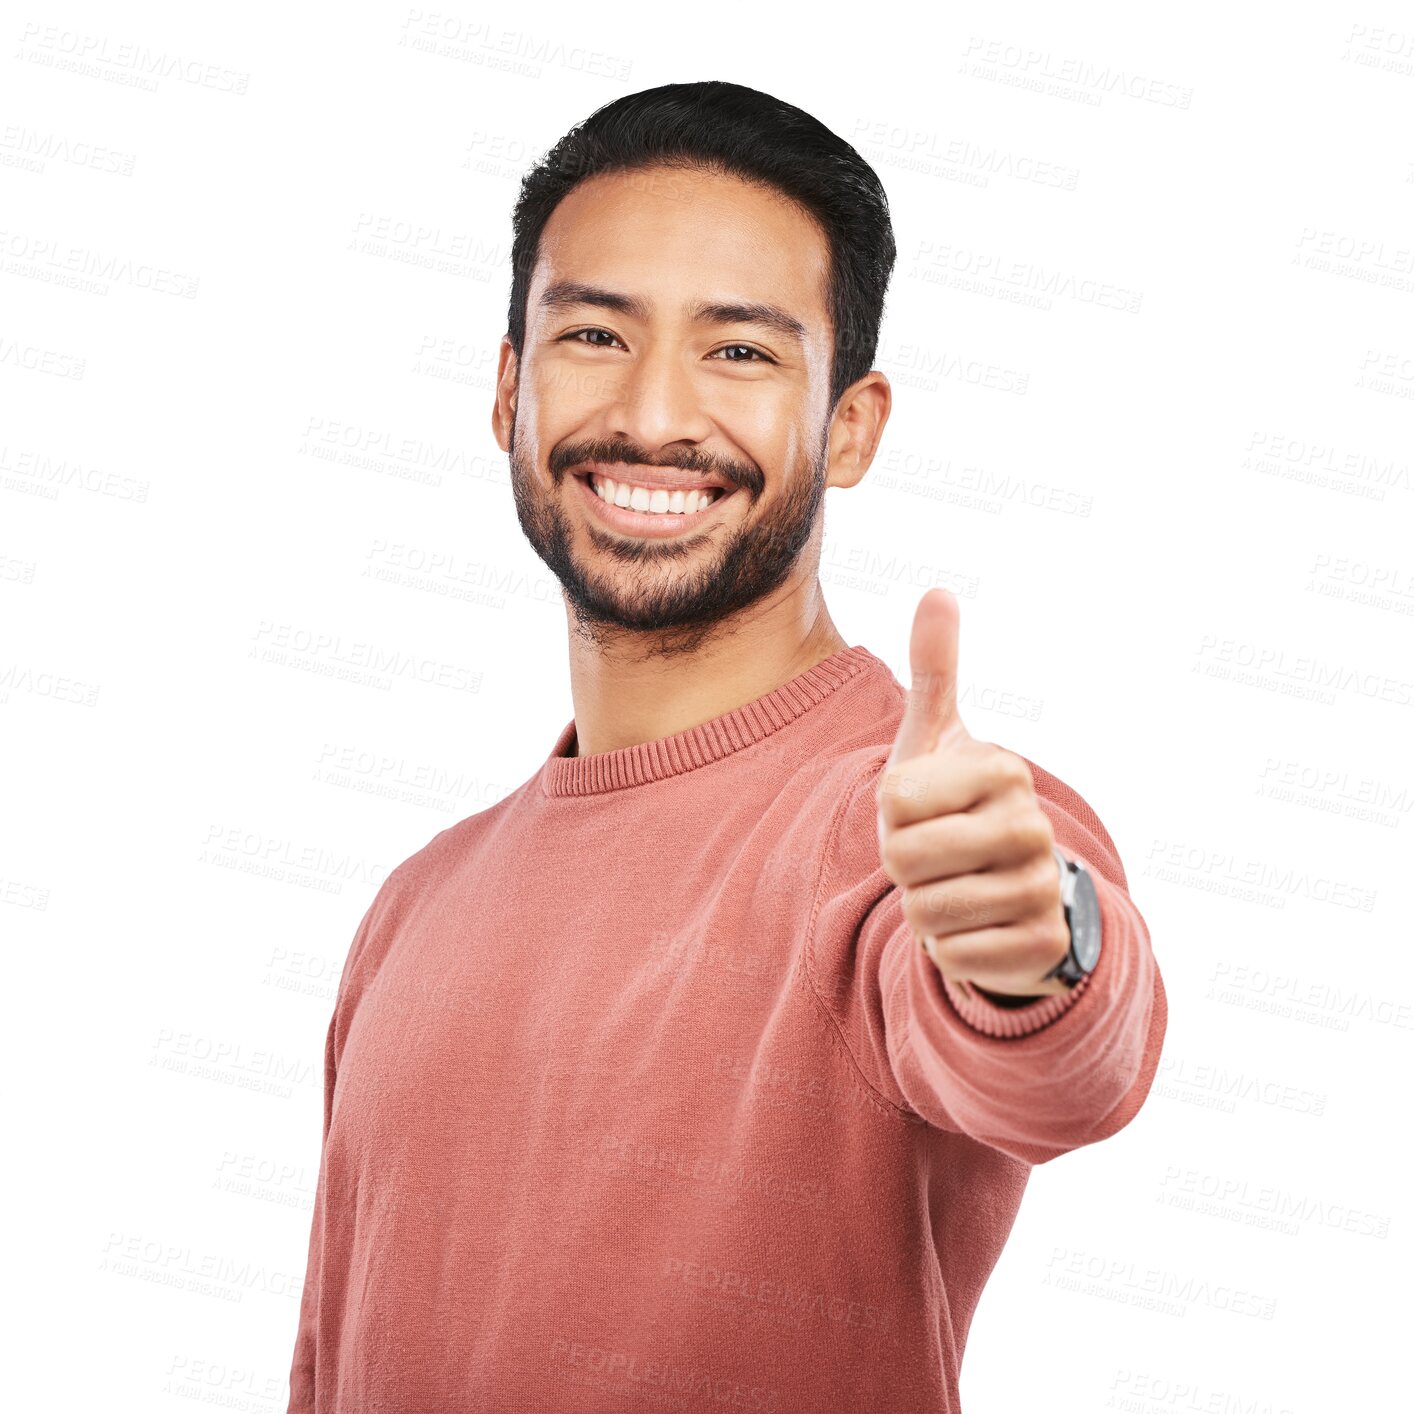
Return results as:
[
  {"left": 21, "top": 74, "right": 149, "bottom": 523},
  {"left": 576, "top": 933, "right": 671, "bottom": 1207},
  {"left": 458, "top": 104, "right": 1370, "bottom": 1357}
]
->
[
  {"left": 880, "top": 802, "right": 1053, "bottom": 887},
  {"left": 903, "top": 851, "right": 1062, "bottom": 940},
  {"left": 919, "top": 921, "right": 1074, "bottom": 997},
  {"left": 887, "top": 588, "right": 969, "bottom": 769},
  {"left": 878, "top": 738, "right": 1022, "bottom": 830}
]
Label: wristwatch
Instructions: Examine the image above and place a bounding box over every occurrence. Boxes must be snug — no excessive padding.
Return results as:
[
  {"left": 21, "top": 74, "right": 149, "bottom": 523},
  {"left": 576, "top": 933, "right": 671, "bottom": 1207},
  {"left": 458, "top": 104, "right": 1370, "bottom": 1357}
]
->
[{"left": 1043, "top": 846, "right": 1102, "bottom": 987}]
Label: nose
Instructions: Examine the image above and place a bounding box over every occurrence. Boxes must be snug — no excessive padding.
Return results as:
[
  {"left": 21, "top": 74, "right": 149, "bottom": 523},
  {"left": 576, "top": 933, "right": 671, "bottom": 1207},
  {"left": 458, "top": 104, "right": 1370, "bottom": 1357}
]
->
[{"left": 604, "top": 341, "right": 713, "bottom": 453}]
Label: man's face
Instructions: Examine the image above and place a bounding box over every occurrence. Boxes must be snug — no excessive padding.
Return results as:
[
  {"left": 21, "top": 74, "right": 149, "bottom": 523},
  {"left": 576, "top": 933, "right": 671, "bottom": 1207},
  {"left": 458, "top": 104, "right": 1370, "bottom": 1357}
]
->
[{"left": 494, "top": 164, "right": 844, "bottom": 649}]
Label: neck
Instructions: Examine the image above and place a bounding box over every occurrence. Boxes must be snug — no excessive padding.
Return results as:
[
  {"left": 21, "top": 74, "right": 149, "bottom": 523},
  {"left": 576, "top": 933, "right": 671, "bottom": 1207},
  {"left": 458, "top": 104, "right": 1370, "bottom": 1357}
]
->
[{"left": 563, "top": 579, "right": 848, "bottom": 758}]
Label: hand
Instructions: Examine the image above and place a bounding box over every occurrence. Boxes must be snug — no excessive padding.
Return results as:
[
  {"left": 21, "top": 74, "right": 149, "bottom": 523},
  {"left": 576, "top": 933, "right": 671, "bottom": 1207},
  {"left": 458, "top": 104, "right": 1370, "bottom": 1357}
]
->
[{"left": 876, "top": 589, "right": 1074, "bottom": 999}]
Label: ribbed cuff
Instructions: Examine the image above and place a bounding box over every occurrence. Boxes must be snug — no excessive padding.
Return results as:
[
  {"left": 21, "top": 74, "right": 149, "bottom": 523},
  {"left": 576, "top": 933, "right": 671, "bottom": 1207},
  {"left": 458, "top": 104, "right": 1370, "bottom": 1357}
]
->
[{"left": 938, "top": 966, "right": 1093, "bottom": 1038}]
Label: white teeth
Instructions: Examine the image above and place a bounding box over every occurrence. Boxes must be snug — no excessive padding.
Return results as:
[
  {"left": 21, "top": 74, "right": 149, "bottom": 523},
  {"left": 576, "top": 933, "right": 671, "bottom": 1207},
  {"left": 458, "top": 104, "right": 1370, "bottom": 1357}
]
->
[{"left": 590, "top": 474, "right": 722, "bottom": 515}]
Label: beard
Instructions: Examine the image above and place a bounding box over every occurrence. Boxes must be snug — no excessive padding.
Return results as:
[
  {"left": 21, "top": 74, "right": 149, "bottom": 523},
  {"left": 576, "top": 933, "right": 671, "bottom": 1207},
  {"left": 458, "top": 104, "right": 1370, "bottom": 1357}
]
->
[{"left": 507, "top": 415, "right": 828, "bottom": 657}]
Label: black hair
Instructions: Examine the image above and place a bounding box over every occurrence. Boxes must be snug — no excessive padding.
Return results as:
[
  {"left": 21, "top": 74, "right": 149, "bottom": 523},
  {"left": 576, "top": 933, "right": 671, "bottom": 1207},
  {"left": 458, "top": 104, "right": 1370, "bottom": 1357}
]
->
[{"left": 506, "top": 80, "right": 896, "bottom": 412}]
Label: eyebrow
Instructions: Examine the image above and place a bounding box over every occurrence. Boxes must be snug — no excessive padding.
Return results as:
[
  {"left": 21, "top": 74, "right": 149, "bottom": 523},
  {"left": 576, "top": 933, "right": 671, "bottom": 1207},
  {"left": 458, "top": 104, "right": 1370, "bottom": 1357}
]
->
[{"left": 538, "top": 280, "right": 807, "bottom": 346}]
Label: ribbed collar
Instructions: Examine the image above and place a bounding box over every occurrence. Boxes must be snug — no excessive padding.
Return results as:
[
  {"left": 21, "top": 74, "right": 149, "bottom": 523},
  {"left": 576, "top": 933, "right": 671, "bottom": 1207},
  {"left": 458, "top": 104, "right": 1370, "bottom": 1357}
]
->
[{"left": 538, "top": 644, "right": 888, "bottom": 797}]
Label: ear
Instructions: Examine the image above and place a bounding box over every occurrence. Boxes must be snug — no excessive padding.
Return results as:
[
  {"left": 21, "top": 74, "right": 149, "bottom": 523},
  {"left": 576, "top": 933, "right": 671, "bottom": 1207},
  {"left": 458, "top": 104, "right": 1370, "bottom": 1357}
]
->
[
  {"left": 491, "top": 335, "right": 519, "bottom": 452},
  {"left": 825, "top": 370, "right": 892, "bottom": 492}
]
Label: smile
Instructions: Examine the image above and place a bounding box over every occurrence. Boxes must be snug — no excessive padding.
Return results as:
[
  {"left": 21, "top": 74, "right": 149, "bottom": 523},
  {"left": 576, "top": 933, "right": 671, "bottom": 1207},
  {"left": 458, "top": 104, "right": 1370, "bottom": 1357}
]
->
[{"left": 571, "top": 470, "right": 738, "bottom": 537}]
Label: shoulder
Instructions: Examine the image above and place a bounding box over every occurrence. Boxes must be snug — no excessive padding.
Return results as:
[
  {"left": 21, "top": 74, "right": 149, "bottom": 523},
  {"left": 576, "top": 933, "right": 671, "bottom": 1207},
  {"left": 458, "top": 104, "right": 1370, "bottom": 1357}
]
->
[
  {"left": 391, "top": 783, "right": 525, "bottom": 891},
  {"left": 337, "top": 779, "right": 536, "bottom": 985}
]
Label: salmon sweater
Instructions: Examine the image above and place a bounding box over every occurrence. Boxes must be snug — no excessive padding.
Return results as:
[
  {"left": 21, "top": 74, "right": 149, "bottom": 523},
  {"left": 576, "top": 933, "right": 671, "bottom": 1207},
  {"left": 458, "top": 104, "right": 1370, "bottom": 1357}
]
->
[{"left": 286, "top": 643, "right": 1167, "bottom": 1413}]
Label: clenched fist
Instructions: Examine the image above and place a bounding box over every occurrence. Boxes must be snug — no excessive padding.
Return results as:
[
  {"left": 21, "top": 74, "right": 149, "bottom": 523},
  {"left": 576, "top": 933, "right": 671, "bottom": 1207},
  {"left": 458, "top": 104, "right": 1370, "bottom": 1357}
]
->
[{"left": 876, "top": 588, "right": 1074, "bottom": 1000}]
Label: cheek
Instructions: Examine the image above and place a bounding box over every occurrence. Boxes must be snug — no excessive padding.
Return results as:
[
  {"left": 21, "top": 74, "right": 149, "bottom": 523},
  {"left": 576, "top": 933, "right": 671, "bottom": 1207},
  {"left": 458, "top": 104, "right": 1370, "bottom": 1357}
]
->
[
  {"left": 547, "top": 361, "right": 623, "bottom": 413},
  {"left": 718, "top": 379, "right": 788, "bottom": 427},
  {"left": 768, "top": 420, "right": 817, "bottom": 479},
  {"left": 521, "top": 351, "right": 608, "bottom": 426},
  {"left": 718, "top": 396, "right": 800, "bottom": 468}
]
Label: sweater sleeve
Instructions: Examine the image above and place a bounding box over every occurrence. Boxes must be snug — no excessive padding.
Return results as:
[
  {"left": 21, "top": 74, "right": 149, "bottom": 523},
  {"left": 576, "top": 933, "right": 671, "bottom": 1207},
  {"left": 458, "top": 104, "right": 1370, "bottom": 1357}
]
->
[
  {"left": 286, "top": 876, "right": 400, "bottom": 1413},
  {"left": 805, "top": 753, "right": 1167, "bottom": 1166},
  {"left": 286, "top": 1009, "right": 337, "bottom": 1414}
]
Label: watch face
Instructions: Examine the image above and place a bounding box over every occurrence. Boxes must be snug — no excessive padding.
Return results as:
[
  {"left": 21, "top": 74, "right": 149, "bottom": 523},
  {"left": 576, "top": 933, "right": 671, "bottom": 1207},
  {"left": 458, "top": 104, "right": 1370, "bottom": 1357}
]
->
[{"left": 1069, "top": 866, "right": 1102, "bottom": 971}]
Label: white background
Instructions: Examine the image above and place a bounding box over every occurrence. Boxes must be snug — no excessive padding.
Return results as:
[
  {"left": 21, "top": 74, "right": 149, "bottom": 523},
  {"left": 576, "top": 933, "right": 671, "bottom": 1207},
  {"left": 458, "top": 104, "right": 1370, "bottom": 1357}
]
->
[{"left": 4, "top": 2, "right": 1410, "bottom": 1410}]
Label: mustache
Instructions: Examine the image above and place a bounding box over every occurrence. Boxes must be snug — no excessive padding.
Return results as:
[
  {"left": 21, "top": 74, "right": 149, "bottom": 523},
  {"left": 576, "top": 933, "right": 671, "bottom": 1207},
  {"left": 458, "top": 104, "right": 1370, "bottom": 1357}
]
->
[{"left": 548, "top": 441, "right": 763, "bottom": 496}]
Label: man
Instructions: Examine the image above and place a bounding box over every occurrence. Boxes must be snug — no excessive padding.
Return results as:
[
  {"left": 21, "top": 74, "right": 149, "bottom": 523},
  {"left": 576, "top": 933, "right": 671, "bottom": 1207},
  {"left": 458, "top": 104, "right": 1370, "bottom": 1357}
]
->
[{"left": 286, "top": 81, "right": 1166, "bottom": 1412}]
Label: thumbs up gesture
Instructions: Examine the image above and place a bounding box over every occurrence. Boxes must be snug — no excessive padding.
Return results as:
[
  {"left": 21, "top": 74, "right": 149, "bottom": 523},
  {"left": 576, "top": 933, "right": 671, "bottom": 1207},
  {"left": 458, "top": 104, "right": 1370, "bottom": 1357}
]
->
[{"left": 876, "top": 589, "right": 1073, "bottom": 1000}]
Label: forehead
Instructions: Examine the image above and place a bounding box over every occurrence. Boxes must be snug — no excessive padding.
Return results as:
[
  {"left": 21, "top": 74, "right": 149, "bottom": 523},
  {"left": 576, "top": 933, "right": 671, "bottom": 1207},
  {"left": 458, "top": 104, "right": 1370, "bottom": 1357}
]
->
[{"left": 529, "top": 165, "right": 831, "bottom": 333}]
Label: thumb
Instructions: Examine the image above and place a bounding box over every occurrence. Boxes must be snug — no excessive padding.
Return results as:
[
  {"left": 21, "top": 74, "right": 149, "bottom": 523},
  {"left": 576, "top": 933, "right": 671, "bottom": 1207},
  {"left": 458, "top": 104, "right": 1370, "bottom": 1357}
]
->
[{"left": 887, "top": 588, "right": 969, "bottom": 767}]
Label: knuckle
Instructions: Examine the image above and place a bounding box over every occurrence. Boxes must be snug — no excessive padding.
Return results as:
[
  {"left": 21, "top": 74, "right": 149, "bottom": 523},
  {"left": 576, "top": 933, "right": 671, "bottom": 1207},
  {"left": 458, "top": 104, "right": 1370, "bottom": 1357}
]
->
[
  {"left": 913, "top": 881, "right": 951, "bottom": 925},
  {"left": 877, "top": 770, "right": 909, "bottom": 807},
  {"left": 1026, "top": 855, "right": 1061, "bottom": 907},
  {"left": 989, "top": 749, "right": 1029, "bottom": 792},
  {"left": 980, "top": 750, "right": 1011, "bottom": 792},
  {"left": 900, "top": 888, "right": 925, "bottom": 932},
  {"left": 1040, "top": 916, "right": 1070, "bottom": 962},
  {"left": 1022, "top": 810, "right": 1053, "bottom": 851},
  {"left": 1001, "top": 812, "right": 1042, "bottom": 858},
  {"left": 926, "top": 929, "right": 959, "bottom": 968},
  {"left": 927, "top": 882, "right": 960, "bottom": 918},
  {"left": 879, "top": 832, "right": 909, "bottom": 879},
  {"left": 896, "top": 770, "right": 929, "bottom": 805}
]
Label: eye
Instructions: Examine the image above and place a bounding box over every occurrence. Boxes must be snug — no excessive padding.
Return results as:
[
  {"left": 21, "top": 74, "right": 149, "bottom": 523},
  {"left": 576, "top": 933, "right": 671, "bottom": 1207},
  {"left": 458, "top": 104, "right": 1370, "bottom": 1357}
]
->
[
  {"left": 709, "top": 343, "right": 774, "bottom": 364},
  {"left": 557, "top": 329, "right": 775, "bottom": 365},
  {"left": 560, "top": 327, "right": 626, "bottom": 350}
]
